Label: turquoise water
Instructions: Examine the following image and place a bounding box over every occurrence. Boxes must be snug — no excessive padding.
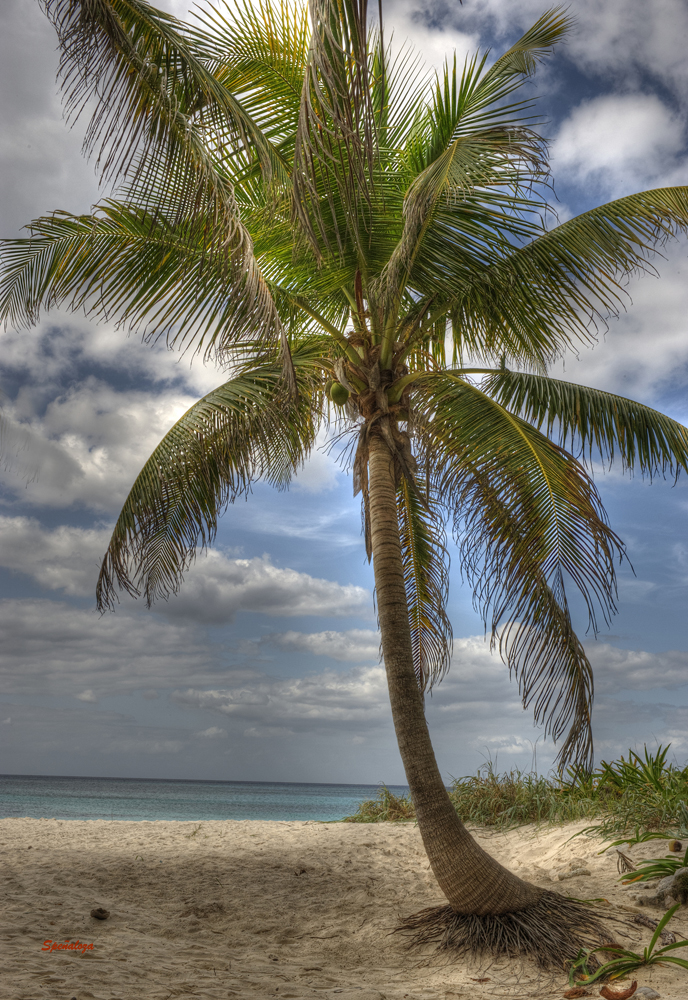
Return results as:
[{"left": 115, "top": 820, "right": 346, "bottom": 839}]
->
[{"left": 0, "top": 774, "right": 408, "bottom": 822}]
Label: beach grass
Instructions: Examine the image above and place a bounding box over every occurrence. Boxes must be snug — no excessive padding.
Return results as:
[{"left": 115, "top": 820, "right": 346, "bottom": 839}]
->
[
  {"left": 343, "top": 745, "right": 688, "bottom": 839},
  {"left": 342, "top": 785, "right": 416, "bottom": 822}
]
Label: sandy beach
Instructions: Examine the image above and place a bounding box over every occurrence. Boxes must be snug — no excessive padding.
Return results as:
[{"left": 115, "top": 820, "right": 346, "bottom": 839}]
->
[{"left": 2, "top": 817, "right": 688, "bottom": 1000}]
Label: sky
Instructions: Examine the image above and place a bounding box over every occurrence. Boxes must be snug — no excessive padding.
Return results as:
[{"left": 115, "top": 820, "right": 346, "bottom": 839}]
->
[{"left": 1, "top": 0, "right": 688, "bottom": 785}]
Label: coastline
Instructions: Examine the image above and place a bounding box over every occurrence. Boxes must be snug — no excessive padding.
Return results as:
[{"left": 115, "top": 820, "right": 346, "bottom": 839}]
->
[
  {"left": 0, "top": 774, "right": 408, "bottom": 823},
  {"left": 3, "top": 817, "right": 688, "bottom": 999}
]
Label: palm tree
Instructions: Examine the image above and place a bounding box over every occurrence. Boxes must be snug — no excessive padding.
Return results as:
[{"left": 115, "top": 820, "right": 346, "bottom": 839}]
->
[{"left": 3, "top": 0, "right": 688, "bottom": 964}]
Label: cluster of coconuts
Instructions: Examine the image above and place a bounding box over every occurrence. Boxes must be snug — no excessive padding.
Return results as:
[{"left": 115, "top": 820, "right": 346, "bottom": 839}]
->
[{"left": 325, "top": 380, "right": 349, "bottom": 406}]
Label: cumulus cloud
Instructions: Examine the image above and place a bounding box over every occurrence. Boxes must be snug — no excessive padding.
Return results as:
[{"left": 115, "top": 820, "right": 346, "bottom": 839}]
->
[
  {"left": 0, "top": 378, "right": 196, "bottom": 512},
  {"left": 75, "top": 689, "right": 97, "bottom": 703},
  {"left": 548, "top": 244, "right": 688, "bottom": 407},
  {"left": 559, "top": 0, "right": 688, "bottom": 99},
  {"left": 587, "top": 642, "right": 688, "bottom": 692},
  {"left": 0, "top": 599, "right": 216, "bottom": 698},
  {"left": 398, "top": 0, "right": 688, "bottom": 100},
  {"left": 141, "top": 551, "right": 373, "bottom": 624},
  {"left": 173, "top": 664, "right": 390, "bottom": 733},
  {"left": 552, "top": 94, "right": 686, "bottom": 199},
  {"left": 0, "top": 516, "right": 110, "bottom": 595},
  {"left": 264, "top": 629, "right": 380, "bottom": 662},
  {"left": 0, "top": 518, "right": 371, "bottom": 621}
]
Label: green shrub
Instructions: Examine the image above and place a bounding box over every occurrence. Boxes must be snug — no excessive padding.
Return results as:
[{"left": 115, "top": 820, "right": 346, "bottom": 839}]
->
[
  {"left": 344, "top": 745, "right": 688, "bottom": 838},
  {"left": 343, "top": 785, "right": 416, "bottom": 822},
  {"left": 448, "top": 760, "right": 598, "bottom": 829}
]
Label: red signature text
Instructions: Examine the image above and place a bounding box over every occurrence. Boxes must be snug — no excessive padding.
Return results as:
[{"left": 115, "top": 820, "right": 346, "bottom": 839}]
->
[{"left": 42, "top": 939, "right": 94, "bottom": 953}]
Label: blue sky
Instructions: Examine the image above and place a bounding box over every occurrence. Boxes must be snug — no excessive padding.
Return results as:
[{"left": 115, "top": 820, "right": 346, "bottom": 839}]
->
[{"left": 1, "top": 0, "right": 688, "bottom": 784}]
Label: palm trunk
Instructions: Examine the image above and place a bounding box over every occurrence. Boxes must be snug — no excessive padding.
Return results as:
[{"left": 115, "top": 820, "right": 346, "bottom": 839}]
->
[{"left": 367, "top": 431, "right": 542, "bottom": 916}]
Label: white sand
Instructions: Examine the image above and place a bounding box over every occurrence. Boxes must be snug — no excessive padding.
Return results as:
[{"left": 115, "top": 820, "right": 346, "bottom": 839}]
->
[{"left": 2, "top": 817, "right": 688, "bottom": 1000}]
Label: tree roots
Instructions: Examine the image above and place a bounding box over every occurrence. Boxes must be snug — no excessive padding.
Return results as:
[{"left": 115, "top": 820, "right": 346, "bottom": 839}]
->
[{"left": 397, "top": 890, "right": 618, "bottom": 969}]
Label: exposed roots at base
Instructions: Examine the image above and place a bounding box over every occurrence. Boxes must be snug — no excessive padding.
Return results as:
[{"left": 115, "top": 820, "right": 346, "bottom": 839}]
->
[{"left": 397, "top": 890, "right": 620, "bottom": 969}]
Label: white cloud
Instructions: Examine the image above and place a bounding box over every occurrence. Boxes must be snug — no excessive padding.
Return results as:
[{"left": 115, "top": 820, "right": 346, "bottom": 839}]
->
[
  {"left": 0, "top": 517, "right": 372, "bottom": 621},
  {"left": 195, "top": 726, "right": 227, "bottom": 738},
  {"left": 265, "top": 629, "right": 380, "bottom": 662},
  {"left": 0, "top": 599, "right": 215, "bottom": 698},
  {"left": 560, "top": 0, "right": 688, "bottom": 100},
  {"left": 586, "top": 641, "right": 688, "bottom": 692},
  {"left": 290, "top": 443, "right": 341, "bottom": 494},
  {"left": 173, "top": 664, "right": 391, "bottom": 731},
  {"left": 75, "top": 689, "right": 97, "bottom": 703},
  {"left": 549, "top": 244, "right": 688, "bottom": 407},
  {"left": 134, "top": 550, "right": 373, "bottom": 624},
  {"left": 389, "top": 17, "right": 477, "bottom": 75},
  {"left": 405, "top": 0, "right": 688, "bottom": 101},
  {"left": 0, "top": 516, "right": 110, "bottom": 595},
  {"left": 552, "top": 94, "right": 686, "bottom": 199},
  {"left": 0, "top": 378, "right": 195, "bottom": 512}
]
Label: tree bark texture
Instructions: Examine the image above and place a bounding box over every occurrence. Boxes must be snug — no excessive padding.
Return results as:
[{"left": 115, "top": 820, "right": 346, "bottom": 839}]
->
[{"left": 367, "top": 431, "right": 543, "bottom": 916}]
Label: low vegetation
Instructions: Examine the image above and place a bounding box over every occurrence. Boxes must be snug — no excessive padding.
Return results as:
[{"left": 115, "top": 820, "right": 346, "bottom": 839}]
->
[
  {"left": 568, "top": 905, "right": 688, "bottom": 985},
  {"left": 343, "top": 785, "right": 416, "bottom": 822},
  {"left": 344, "top": 745, "right": 688, "bottom": 840}
]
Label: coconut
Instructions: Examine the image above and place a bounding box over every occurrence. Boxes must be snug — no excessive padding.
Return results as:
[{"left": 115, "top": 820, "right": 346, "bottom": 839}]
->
[{"left": 330, "top": 382, "right": 350, "bottom": 406}]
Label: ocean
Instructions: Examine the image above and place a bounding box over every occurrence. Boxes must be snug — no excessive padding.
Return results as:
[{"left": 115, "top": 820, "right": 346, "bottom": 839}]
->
[{"left": 0, "top": 774, "right": 408, "bottom": 822}]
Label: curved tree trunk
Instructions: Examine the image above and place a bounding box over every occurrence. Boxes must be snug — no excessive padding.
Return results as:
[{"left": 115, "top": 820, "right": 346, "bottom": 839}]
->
[{"left": 367, "top": 430, "right": 542, "bottom": 916}]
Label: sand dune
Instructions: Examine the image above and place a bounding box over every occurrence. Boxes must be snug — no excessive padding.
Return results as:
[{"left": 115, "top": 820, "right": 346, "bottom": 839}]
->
[{"left": 2, "top": 817, "right": 688, "bottom": 1000}]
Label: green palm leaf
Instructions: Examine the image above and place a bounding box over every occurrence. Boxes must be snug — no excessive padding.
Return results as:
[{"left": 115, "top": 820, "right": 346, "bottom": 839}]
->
[
  {"left": 483, "top": 367, "right": 688, "bottom": 477},
  {"left": 190, "top": 0, "right": 309, "bottom": 156},
  {"left": 0, "top": 200, "right": 279, "bottom": 360},
  {"left": 397, "top": 476, "right": 452, "bottom": 691},
  {"left": 433, "top": 187, "right": 688, "bottom": 367},
  {"left": 293, "top": 0, "right": 369, "bottom": 254},
  {"left": 42, "top": 0, "right": 287, "bottom": 222},
  {"left": 376, "top": 9, "right": 571, "bottom": 335},
  {"left": 416, "top": 371, "right": 624, "bottom": 767},
  {"left": 97, "top": 345, "right": 324, "bottom": 610}
]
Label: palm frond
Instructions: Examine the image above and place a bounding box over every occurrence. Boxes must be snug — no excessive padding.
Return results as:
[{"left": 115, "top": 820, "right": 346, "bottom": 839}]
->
[
  {"left": 0, "top": 200, "right": 280, "bottom": 361},
  {"left": 417, "top": 371, "right": 625, "bottom": 769},
  {"left": 397, "top": 475, "right": 452, "bottom": 691},
  {"left": 375, "top": 10, "right": 570, "bottom": 332},
  {"left": 293, "top": 0, "right": 376, "bottom": 257},
  {"left": 509, "top": 186, "right": 688, "bottom": 338},
  {"left": 463, "top": 472, "right": 596, "bottom": 771},
  {"left": 483, "top": 367, "right": 688, "bottom": 478},
  {"left": 441, "top": 187, "right": 688, "bottom": 366},
  {"left": 190, "top": 0, "right": 309, "bottom": 153},
  {"left": 97, "top": 344, "right": 324, "bottom": 610},
  {"left": 41, "top": 0, "right": 286, "bottom": 220},
  {"left": 484, "top": 6, "right": 572, "bottom": 79}
]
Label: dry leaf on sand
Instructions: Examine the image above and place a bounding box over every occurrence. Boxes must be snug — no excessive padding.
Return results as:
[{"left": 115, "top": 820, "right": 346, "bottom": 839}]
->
[{"left": 599, "top": 982, "right": 637, "bottom": 1000}]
